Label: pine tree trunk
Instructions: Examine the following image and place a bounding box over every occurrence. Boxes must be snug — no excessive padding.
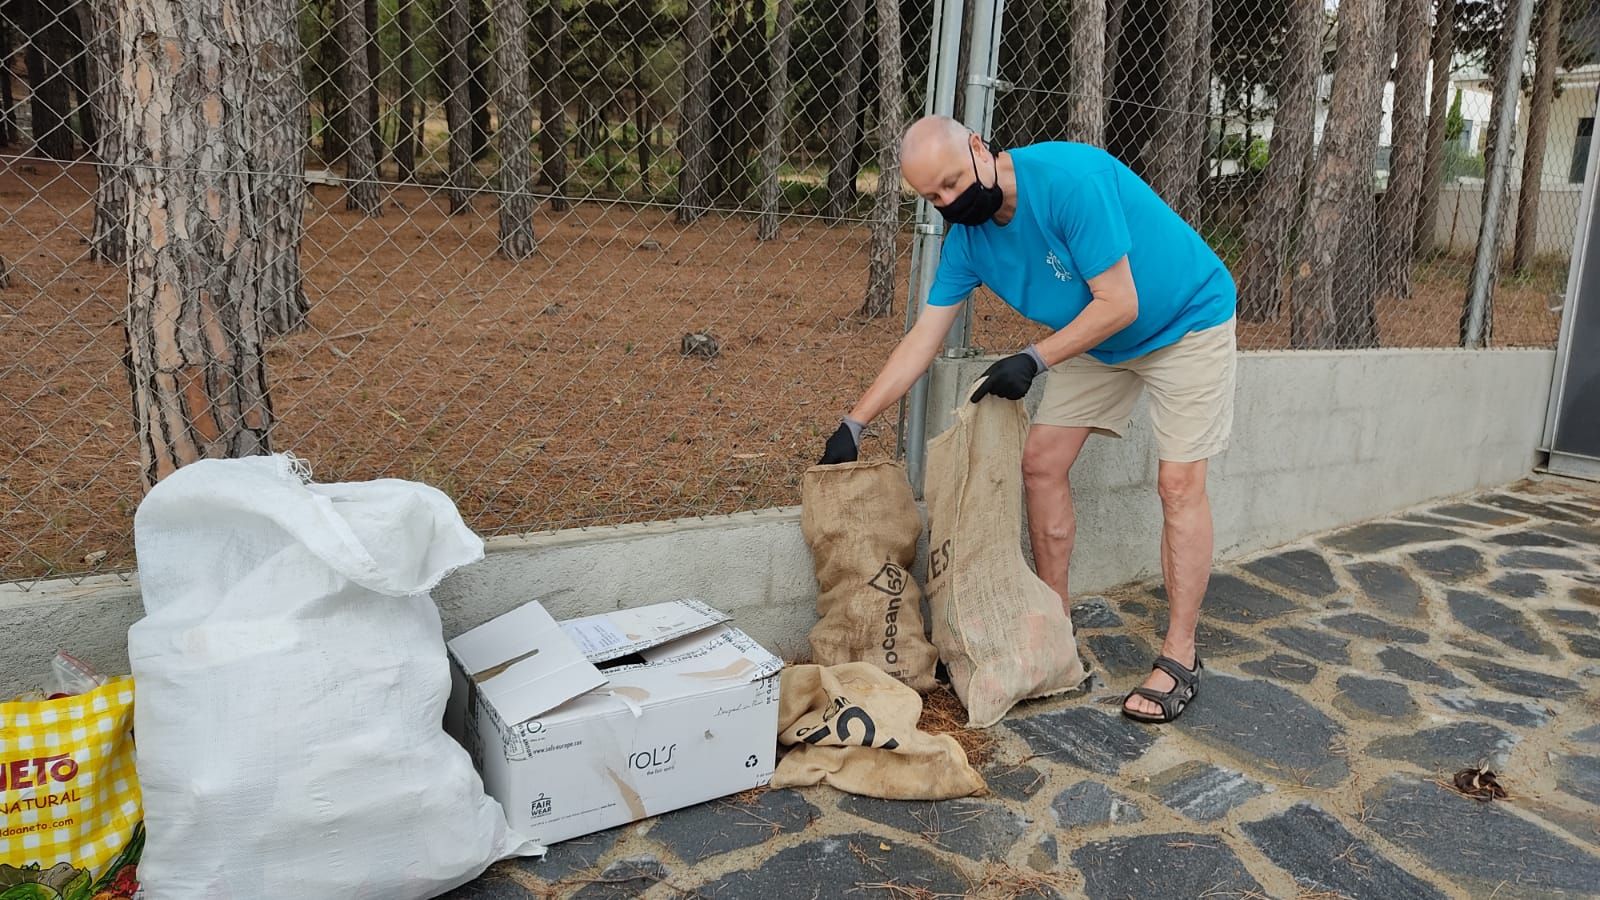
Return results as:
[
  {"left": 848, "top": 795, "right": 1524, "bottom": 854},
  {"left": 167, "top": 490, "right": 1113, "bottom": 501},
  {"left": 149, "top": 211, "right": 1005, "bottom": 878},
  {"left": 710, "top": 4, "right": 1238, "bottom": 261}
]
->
[
  {"left": 602, "top": 104, "right": 618, "bottom": 192},
  {"left": 469, "top": 0, "right": 492, "bottom": 160},
  {"left": 444, "top": 0, "right": 473, "bottom": 211},
  {"left": 757, "top": 0, "right": 796, "bottom": 241},
  {"left": 1237, "top": 0, "right": 1321, "bottom": 321},
  {"left": 395, "top": 0, "right": 419, "bottom": 181},
  {"left": 85, "top": 0, "right": 127, "bottom": 264},
  {"left": 364, "top": 0, "right": 382, "bottom": 165},
  {"left": 1104, "top": 0, "right": 1125, "bottom": 124},
  {"left": 339, "top": 0, "right": 382, "bottom": 214},
  {"left": 747, "top": 0, "right": 772, "bottom": 197},
  {"left": 492, "top": 0, "right": 536, "bottom": 257},
  {"left": 847, "top": 94, "right": 871, "bottom": 203},
  {"left": 1328, "top": 1, "right": 1395, "bottom": 349},
  {"left": 1287, "top": 0, "right": 1384, "bottom": 348},
  {"left": 1376, "top": 0, "right": 1430, "bottom": 299},
  {"left": 1147, "top": 0, "right": 1198, "bottom": 205},
  {"left": 1181, "top": 0, "right": 1212, "bottom": 220},
  {"left": 862, "top": 0, "right": 904, "bottom": 317},
  {"left": 249, "top": 0, "right": 311, "bottom": 336},
  {"left": 538, "top": 2, "right": 569, "bottom": 211},
  {"left": 121, "top": 0, "right": 275, "bottom": 487},
  {"left": 576, "top": 92, "right": 592, "bottom": 160},
  {"left": 716, "top": 0, "right": 764, "bottom": 204},
  {"left": 73, "top": 1, "right": 104, "bottom": 160},
  {"left": 318, "top": 4, "right": 348, "bottom": 163},
  {"left": 1416, "top": 0, "right": 1456, "bottom": 256},
  {"left": 0, "top": 20, "right": 17, "bottom": 146},
  {"left": 1107, "top": 0, "right": 1162, "bottom": 170},
  {"left": 67, "top": 4, "right": 96, "bottom": 151},
  {"left": 1012, "top": 0, "right": 1047, "bottom": 145},
  {"left": 704, "top": 40, "right": 732, "bottom": 202},
  {"left": 826, "top": 0, "right": 868, "bottom": 221},
  {"left": 19, "top": 0, "right": 76, "bottom": 159},
  {"left": 676, "top": 0, "right": 714, "bottom": 224},
  {"left": 1513, "top": 0, "right": 1563, "bottom": 272},
  {"left": 634, "top": 42, "right": 651, "bottom": 193},
  {"left": 1069, "top": 0, "right": 1108, "bottom": 145}
]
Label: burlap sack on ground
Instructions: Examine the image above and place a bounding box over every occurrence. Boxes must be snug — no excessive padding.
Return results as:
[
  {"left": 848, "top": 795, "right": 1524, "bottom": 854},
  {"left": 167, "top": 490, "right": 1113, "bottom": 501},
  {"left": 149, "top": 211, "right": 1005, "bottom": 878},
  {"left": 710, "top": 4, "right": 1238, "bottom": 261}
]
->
[
  {"left": 802, "top": 460, "right": 939, "bottom": 692},
  {"left": 925, "top": 392, "right": 1089, "bottom": 727},
  {"left": 771, "top": 663, "right": 986, "bottom": 799}
]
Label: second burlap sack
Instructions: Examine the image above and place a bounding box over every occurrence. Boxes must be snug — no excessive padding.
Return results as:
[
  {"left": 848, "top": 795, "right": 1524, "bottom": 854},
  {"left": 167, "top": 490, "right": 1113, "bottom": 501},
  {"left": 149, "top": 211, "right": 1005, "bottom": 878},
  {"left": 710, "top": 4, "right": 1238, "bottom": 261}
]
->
[
  {"left": 925, "top": 392, "right": 1088, "bottom": 727},
  {"left": 802, "top": 460, "right": 939, "bottom": 692},
  {"left": 771, "top": 663, "right": 986, "bottom": 800}
]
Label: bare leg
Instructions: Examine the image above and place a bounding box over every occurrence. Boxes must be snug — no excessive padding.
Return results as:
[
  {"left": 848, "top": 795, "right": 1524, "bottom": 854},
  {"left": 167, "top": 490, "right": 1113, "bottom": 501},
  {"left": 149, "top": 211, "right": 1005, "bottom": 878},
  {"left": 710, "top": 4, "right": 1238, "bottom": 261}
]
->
[
  {"left": 1022, "top": 425, "right": 1093, "bottom": 615},
  {"left": 1124, "top": 459, "right": 1212, "bottom": 718}
]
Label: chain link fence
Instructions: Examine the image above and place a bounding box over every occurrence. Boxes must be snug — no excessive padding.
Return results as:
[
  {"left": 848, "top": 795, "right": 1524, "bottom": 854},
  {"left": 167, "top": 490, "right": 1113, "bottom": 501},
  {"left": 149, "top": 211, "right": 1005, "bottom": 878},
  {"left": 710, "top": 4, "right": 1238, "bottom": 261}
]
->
[
  {"left": 972, "top": 0, "right": 1595, "bottom": 353},
  {"left": 2, "top": 0, "right": 936, "bottom": 583},
  {"left": 1, "top": 0, "right": 1592, "bottom": 585}
]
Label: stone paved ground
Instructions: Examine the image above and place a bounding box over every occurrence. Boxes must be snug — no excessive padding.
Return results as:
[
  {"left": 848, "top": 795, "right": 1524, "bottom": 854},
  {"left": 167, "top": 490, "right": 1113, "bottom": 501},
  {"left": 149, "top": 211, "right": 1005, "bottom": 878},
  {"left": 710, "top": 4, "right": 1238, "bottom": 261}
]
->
[{"left": 444, "top": 478, "right": 1600, "bottom": 899}]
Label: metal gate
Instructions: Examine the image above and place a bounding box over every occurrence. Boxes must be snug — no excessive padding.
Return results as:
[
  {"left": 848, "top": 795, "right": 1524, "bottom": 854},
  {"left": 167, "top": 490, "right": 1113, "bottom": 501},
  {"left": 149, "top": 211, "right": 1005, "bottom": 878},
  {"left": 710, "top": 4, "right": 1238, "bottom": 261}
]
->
[{"left": 1544, "top": 88, "right": 1600, "bottom": 480}]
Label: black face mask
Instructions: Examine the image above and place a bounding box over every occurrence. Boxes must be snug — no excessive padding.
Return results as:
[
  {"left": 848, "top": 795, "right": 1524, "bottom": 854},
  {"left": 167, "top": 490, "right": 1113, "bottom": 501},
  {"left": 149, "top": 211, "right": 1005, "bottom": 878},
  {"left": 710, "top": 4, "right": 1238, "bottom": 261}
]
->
[{"left": 935, "top": 145, "right": 1004, "bottom": 227}]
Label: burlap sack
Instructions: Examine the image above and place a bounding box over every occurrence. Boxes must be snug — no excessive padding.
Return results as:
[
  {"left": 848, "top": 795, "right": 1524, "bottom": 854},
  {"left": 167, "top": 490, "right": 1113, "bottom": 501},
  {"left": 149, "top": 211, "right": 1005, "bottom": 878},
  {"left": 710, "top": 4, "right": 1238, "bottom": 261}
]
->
[
  {"left": 802, "top": 460, "right": 939, "bottom": 692},
  {"left": 771, "top": 663, "right": 986, "bottom": 800},
  {"left": 925, "top": 390, "right": 1089, "bottom": 727}
]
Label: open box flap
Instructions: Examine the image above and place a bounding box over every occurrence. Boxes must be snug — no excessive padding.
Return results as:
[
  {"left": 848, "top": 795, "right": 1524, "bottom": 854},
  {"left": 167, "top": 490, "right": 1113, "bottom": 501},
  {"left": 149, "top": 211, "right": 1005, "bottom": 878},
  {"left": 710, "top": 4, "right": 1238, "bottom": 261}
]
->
[
  {"left": 447, "top": 600, "right": 605, "bottom": 725},
  {"left": 557, "top": 599, "right": 732, "bottom": 664},
  {"left": 588, "top": 624, "right": 786, "bottom": 709}
]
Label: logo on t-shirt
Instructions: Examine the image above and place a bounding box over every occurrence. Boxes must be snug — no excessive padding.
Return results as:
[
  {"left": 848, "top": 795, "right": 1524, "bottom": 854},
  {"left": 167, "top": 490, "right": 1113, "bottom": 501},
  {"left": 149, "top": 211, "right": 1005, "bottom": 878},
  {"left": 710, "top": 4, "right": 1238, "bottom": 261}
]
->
[{"left": 1045, "top": 251, "right": 1072, "bottom": 282}]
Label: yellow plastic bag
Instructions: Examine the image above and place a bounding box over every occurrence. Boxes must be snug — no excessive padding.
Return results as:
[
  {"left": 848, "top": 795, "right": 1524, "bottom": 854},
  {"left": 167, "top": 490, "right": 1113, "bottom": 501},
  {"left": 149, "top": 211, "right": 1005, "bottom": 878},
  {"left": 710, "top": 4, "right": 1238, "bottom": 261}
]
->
[{"left": 1, "top": 677, "right": 143, "bottom": 900}]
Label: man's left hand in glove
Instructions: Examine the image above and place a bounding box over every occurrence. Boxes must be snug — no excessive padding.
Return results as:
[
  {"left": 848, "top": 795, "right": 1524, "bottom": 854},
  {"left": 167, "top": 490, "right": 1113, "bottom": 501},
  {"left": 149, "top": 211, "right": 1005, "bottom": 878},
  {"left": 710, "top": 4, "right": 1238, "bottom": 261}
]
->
[{"left": 969, "top": 346, "right": 1048, "bottom": 402}]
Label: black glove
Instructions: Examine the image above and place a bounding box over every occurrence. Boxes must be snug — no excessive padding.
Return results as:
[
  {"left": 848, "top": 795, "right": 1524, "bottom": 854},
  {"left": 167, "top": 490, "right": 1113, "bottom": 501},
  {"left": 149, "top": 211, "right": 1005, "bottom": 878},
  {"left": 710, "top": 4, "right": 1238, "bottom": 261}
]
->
[
  {"left": 970, "top": 350, "right": 1042, "bottom": 402},
  {"left": 818, "top": 421, "right": 859, "bottom": 465}
]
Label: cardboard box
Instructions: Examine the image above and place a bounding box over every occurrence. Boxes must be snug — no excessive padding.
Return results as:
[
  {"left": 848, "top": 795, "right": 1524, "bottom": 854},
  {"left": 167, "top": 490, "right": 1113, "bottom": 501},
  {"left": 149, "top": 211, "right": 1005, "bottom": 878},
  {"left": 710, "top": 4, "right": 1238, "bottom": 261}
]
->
[{"left": 445, "top": 599, "right": 783, "bottom": 846}]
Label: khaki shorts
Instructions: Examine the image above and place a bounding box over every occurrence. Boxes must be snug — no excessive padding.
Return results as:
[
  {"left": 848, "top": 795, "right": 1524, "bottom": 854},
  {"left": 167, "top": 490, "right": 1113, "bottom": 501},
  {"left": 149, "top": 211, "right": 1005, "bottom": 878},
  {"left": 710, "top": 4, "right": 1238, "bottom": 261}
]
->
[{"left": 1036, "top": 319, "right": 1237, "bottom": 463}]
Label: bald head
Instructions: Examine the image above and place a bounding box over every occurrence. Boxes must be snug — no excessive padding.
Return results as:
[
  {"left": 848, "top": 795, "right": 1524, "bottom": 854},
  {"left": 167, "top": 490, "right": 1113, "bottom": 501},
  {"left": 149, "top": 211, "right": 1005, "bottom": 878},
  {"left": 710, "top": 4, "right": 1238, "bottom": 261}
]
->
[
  {"left": 902, "top": 115, "right": 971, "bottom": 165},
  {"left": 900, "top": 115, "right": 997, "bottom": 210}
]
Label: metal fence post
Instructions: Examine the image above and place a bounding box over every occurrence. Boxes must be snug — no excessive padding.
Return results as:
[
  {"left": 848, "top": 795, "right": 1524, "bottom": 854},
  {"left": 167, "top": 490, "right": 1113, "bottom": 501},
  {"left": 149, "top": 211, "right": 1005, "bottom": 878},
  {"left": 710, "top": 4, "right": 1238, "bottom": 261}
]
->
[
  {"left": 944, "top": 0, "right": 1008, "bottom": 353},
  {"left": 901, "top": 0, "right": 968, "bottom": 493},
  {"left": 1463, "top": 0, "right": 1536, "bottom": 348}
]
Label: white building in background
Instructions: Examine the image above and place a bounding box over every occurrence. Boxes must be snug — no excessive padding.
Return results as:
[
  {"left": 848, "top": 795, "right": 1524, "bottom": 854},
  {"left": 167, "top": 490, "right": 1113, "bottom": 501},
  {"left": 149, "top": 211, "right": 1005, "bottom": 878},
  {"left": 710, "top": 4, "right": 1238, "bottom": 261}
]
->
[
  {"left": 1208, "top": 26, "right": 1599, "bottom": 260},
  {"left": 1424, "top": 57, "right": 1600, "bottom": 257},
  {"left": 1208, "top": 69, "right": 1495, "bottom": 178}
]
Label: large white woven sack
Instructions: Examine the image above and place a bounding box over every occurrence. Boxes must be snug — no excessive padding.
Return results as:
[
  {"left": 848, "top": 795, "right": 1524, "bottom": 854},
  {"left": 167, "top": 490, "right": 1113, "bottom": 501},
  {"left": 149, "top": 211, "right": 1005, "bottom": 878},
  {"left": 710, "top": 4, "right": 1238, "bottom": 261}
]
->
[{"left": 129, "top": 454, "right": 535, "bottom": 900}]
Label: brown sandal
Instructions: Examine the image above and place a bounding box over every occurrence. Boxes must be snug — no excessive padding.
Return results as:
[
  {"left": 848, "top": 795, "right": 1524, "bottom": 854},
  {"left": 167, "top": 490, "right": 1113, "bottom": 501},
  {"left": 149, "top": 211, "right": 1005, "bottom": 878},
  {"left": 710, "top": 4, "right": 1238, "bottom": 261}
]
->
[{"left": 1121, "top": 655, "right": 1203, "bottom": 723}]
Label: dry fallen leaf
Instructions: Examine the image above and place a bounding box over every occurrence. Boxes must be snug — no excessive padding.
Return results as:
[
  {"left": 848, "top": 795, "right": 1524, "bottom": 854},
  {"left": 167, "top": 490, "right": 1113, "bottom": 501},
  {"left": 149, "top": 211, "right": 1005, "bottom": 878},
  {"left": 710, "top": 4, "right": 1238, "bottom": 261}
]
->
[
  {"left": 879, "top": 842, "right": 892, "bottom": 851},
  {"left": 1453, "top": 767, "right": 1508, "bottom": 801}
]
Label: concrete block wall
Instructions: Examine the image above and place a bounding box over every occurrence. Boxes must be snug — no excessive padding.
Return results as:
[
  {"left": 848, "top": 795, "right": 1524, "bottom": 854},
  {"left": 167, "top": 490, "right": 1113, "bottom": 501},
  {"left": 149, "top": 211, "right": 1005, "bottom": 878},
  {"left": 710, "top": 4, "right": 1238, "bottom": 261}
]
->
[
  {"left": 0, "top": 509, "right": 827, "bottom": 698},
  {"left": 0, "top": 348, "right": 1555, "bottom": 695},
  {"left": 927, "top": 347, "right": 1555, "bottom": 588}
]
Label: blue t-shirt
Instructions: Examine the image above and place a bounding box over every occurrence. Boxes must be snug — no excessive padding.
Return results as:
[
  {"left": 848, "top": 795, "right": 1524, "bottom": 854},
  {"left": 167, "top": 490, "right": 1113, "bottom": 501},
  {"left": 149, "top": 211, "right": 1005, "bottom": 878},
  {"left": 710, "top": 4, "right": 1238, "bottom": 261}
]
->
[{"left": 927, "top": 142, "right": 1237, "bottom": 364}]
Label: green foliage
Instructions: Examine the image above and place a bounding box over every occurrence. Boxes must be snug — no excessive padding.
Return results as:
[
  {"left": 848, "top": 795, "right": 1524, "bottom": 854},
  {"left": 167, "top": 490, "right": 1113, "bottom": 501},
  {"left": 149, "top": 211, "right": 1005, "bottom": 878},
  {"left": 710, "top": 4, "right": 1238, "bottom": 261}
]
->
[
  {"left": 1453, "top": 0, "right": 1600, "bottom": 86},
  {"left": 1215, "top": 134, "right": 1270, "bottom": 172},
  {"left": 1244, "top": 138, "right": 1270, "bottom": 172},
  {"left": 1199, "top": 221, "right": 1246, "bottom": 270},
  {"left": 1443, "top": 143, "right": 1486, "bottom": 180},
  {"left": 1445, "top": 90, "right": 1466, "bottom": 143}
]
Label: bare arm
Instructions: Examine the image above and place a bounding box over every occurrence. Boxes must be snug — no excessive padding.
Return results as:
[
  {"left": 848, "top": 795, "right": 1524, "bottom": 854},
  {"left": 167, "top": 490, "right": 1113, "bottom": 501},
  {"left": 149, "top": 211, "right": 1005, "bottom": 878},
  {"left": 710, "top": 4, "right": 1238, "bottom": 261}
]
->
[
  {"left": 846, "top": 302, "right": 965, "bottom": 424},
  {"left": 1033, "top": 257, "right": 1138, "bottom": 366}
]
